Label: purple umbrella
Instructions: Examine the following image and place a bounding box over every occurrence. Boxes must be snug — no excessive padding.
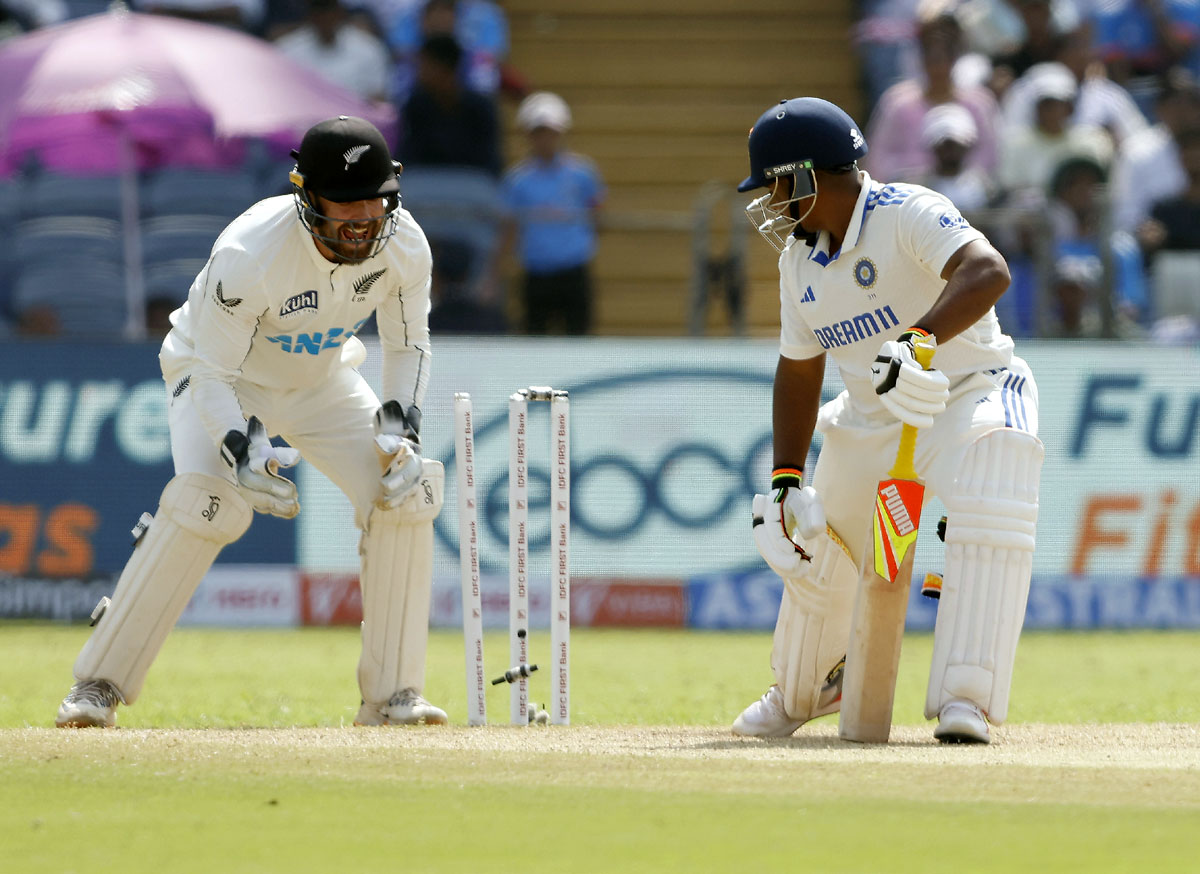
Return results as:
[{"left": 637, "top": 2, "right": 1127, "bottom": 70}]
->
[{"left": 0, "top": 6, "right": 397, "bottom": 174}]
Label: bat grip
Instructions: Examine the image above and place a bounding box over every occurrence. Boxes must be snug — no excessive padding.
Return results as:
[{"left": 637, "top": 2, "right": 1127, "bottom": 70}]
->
[{"left": 889, "top": 336, "right": 936, "bottom": 480}]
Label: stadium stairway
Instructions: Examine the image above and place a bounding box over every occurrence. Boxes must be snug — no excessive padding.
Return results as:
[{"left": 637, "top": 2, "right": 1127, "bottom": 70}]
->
[{"left": 503, "top": 0, "right": 860, "bottom": 335}]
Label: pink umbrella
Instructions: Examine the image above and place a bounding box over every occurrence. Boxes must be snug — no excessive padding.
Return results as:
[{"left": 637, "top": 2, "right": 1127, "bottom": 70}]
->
[{"left": 0, "top": 5, "right": 397, "bottom": 174}]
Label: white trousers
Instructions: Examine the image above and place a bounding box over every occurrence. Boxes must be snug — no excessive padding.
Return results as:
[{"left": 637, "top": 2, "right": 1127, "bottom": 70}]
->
[
  {"left": 810, "top": 357, "right": 1040, "bottom": 564},
  {"left": 168, "top": 365, "right": 384, "bottom": 529}
]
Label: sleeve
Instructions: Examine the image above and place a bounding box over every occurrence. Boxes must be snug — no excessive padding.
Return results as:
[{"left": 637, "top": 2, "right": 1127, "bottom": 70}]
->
[
  {"left": 189, "top": 246, "right": 270, "bottom": 445},
  {"left": 897, "top": 188, "right": 988, "bottom": 279},
  {"left": 777, "top": 254, "right": 824, "bottom": 360},
  {"left": 377, "top": 233, "right": 434, "bottom": 411}
]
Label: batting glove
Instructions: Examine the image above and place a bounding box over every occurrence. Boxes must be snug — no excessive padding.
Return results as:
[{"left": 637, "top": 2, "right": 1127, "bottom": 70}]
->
[
  {"left": 374, "top": 400, "right": 424, "bottom": 509},
  {"left": 752, "top": 468, "right": 825, "bottom": 579},
  {"left": 221, "top": 416, "right": 301, "bottom": 518},
  {"left": 870, "top": 330, "right": 948, "bottom": 429}
]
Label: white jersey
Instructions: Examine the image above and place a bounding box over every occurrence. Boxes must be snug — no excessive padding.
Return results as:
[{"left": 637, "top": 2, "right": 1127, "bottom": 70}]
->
[
  {"left": 779, "top": 172, "right": 1014, "bottom": 420},
  {"left": 160, "top": 195, "right": 432, "bottom": 445}
]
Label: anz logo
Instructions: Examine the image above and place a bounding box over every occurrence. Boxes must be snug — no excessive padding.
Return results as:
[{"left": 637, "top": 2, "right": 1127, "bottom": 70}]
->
[{"left": 266, "top": 316, "right": 370, "bottom": 355}]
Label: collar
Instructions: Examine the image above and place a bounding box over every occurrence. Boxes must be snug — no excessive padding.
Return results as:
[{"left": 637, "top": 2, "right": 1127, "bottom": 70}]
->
[{"left": 805, "top": 170, "right": 874, "bottom": 266}]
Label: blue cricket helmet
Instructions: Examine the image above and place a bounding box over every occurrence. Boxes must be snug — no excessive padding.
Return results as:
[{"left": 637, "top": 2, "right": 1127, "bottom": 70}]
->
[{"left": 738, "top": 98, "right": 868, "bottom": 192}]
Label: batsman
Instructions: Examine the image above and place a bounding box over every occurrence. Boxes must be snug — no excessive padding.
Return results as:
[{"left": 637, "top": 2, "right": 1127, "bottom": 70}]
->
[
  {"left": 734, "top": 98, "right": 1043, "bottom": 744},
  {"left": 56, "top": 116, "right": 450, "bottom": 728}
]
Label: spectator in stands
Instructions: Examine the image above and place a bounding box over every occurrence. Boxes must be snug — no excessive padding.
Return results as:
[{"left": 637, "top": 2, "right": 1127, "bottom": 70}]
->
[
  {"left": 999, "top": 62, "right": 1113, "bottom": 202},
  {"left": 853, "top": 0, "right": 923, "bottom": 116},
  {"left": 957, "top": 0, "right": 1082, "bottom": 96},
  {"left": 398, "top": 33, "right": 502, "bottom": 175},
  {"left": 865, "top": 6, "right": 1001, "bottom": 182},
  {"left": 133, "top": 0, "right": 264, "bottom": 30},
  {"left": 145, "top": 296, "right": 178, "bottom": 339},
  {"left": 16, "top": 305, "right": 60, "bottom": 337},
  {"left": 500, "top": 92, "right": 605, "bottom": 335},
  {"left": 1, "top": 0, "right": 65, "bottom": 32},
  {"left": 1003, "top": 28, "right": 1149, "bottom": 149},
  {"left": 1093, "top": 0, "right": 1200, "bottom": 113},
  {"left": 1048, "top": 155, "right": 1148, "bottom": 332},
  {"left": 1138, "top": 125, "right": 1200, "bottom": 251},
  {"left": 916, "top": 103, "right": 996, "bottom": 209},
  {"left": 1111, "top": 67, "right": 1200, "bottom": 232},
  {"left": 989, "top": 0, "right": 1069, "bottom": 84},
  {"left": 376, "top": 0, "right": 524, "bottom": 103},
  {"left": 274, "top": 0, "right": 392, "bottom": 103}
]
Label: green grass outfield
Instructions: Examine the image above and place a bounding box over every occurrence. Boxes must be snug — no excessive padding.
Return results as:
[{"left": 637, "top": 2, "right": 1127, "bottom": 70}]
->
[{"left": 2, "top": 625, "right": 1199, "bottom": 873}]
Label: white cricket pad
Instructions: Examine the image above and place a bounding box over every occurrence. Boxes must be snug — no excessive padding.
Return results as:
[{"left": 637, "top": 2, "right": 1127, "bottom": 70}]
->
[
  {"left": 770, "top": 525, "right": 858, "bottom": 721},
  {"left": 73, "top": 473, "right": 252, "bottom": 703},
  {"left": 926, "top": 429, "right": 1044, "bottom": 723},
  {"left": 357, "top": 459, "right": 444, "bottom": 706}
]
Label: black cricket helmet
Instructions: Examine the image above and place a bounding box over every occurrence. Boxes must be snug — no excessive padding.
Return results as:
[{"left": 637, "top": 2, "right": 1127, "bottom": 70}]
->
[{"left": 289, "top": 116, "right": 402, "bottom": 262}]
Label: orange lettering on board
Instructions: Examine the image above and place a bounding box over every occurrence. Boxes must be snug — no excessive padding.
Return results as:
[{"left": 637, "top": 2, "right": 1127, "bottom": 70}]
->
[
  {"left": 1071, "top": 495, "right": 1141, "bottom": 575},
  {"left": 37, "top": 503, "right": 99, "bottom": 578},
  {"left": 1186, "top": 503, "right": 1200, "bottom": 578},
  {"left": 0, "top": 504, "right": 41, "bottom": 575}
]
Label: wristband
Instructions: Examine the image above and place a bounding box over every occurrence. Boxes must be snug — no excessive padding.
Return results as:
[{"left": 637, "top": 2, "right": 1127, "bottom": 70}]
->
[{"left": 770, "top": 466, "right": 803, "bottom": 493}]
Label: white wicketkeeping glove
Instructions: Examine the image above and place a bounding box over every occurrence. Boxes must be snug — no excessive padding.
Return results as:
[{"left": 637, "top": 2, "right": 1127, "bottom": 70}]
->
[
  {"left": 752, "top": 484, "right": 825, "bottom": 579},
  {"left": 220, "top": 416, "right": 301, "bottom": 518},
  {"left": 870, "top": 333, "right": 948, "bottom": 429},
  {"left": 374, "top": 400, "right": 424, "bottom": 509}
]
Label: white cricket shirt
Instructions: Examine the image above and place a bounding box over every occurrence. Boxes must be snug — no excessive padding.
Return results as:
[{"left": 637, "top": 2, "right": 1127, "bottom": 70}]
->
[
  {"left": 779, "top": 171, "right": 1014, "bottom": 419},
  {"left": 160, "top": 195, "right": 432, "bottom": 445}
]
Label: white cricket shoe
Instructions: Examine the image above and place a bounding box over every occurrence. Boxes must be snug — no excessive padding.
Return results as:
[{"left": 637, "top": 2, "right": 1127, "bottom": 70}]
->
[
  {"left": 56, "top": 679, "right": 123, "bottom": 728},
  {"left": 934, "top": 698, "right": 991, "bottom": 744},
  {"left": 354, "top": 689, "right": 449, "bottom": 726},
  {"left": 732, "top": 685, "right": 804, "bottom": 738}
]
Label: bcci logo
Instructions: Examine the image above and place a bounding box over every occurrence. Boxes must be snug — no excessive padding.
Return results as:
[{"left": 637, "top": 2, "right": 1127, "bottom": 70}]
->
[{"left": 854, "top": 257, "right": 877, "bottom": 289}]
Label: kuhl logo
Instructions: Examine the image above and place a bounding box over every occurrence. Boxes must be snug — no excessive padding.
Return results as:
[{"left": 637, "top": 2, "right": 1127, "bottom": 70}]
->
[
  {"left": 214, "top": 280, "right": 242, "bottom": 310},
  {"left": 280, "top": 290, "right": 318, "bottom": 318}
]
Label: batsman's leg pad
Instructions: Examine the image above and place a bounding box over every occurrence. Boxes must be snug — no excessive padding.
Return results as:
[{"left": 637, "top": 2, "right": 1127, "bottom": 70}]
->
[
  {"left": 925, "top": 429, "right": 1044, "bottom": 724},
  {"left": 771, "top": 526, "right": 857, "bottom": 722},
  {"left": 74, "top": 473, "right": 252, "bottom": 703},
  {"left": 357, "top": 459, "right": 444, "bottom": 706}
]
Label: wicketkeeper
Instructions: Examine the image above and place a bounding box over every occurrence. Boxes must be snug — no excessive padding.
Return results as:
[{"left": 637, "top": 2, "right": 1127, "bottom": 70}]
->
[
  {"left": 56, "top": 116, "right": 449, "bottom": 728},
  {"left": 734, "top": 98, "right": 1044, "bottom": 743}
]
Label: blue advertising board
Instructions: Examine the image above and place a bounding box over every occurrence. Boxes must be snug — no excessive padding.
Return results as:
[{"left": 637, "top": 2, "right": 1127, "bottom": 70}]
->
[{"left": 0, "top": 341, "right": 295, "bottom": 577}]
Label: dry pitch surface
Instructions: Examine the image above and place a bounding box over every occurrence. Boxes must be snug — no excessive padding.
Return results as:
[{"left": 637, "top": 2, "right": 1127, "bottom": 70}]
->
[{"left": 5, "top": 722, "right": 1199, "bottom": 873}]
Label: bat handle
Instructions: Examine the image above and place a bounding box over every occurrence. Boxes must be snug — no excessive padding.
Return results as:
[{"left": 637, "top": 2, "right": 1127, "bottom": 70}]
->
[{"left": 891, "top": 335, "right": 937, "bottom": 480}]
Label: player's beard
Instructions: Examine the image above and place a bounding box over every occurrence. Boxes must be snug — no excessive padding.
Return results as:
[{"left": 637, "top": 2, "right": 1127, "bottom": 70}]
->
[{"left": 320, "top": 217, "right": 385, "bottom": 263}]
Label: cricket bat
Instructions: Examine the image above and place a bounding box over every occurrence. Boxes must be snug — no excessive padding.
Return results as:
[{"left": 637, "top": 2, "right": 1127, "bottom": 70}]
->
[{"left": 838, "top": 337, "right": 936, "bottom": 743}]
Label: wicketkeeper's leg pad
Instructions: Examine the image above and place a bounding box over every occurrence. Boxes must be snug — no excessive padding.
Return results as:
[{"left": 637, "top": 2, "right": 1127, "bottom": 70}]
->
[
  {"left": 357, "top": 459, "right": 444, "bottom": 706},
  {"left": 74, "top": 473, "right": 252, "bottom": 703},
  {"left": 771, "top": 525, "right": 858, "bottom": 722},
  {"left": 925, "top": 428, "right": 1044, "bottom": 724}
]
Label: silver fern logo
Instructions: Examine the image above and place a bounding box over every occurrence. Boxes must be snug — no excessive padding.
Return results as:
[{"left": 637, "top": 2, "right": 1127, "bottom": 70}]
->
[
  {"left": 343, "top": 144, "right": 370, "bottom": 170},
  {"left": 353, "top": 268, "right": 387, "bottom": 301}
]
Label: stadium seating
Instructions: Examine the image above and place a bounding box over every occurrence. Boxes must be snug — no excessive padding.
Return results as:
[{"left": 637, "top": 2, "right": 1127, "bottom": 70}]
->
[
  {"left": 141, "top": 168, "right": 260, "bottom": 220},
  {"left": 12, "top": 263, "right": 127, "bottom": 337},
  {"left": 22, "top": 173, "right": 125, "bottom": 221},
  {"left": 140, "top": 215, "right": 224, "bottom": 265},
  {"left": 14, "top": 216, "right": 124, "bottom": 266},
  {"left": 399, "top": 167, "right": 503, "bottom": 285},
  {"left": 1151, "top": 251, "right": 1200, "bottom": 321},
  {"left": 144, "top": 258, "right": 205, "bottom": 306},
  {"left": 503, "top": 0, "right": 857, "bottom": 334}
]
